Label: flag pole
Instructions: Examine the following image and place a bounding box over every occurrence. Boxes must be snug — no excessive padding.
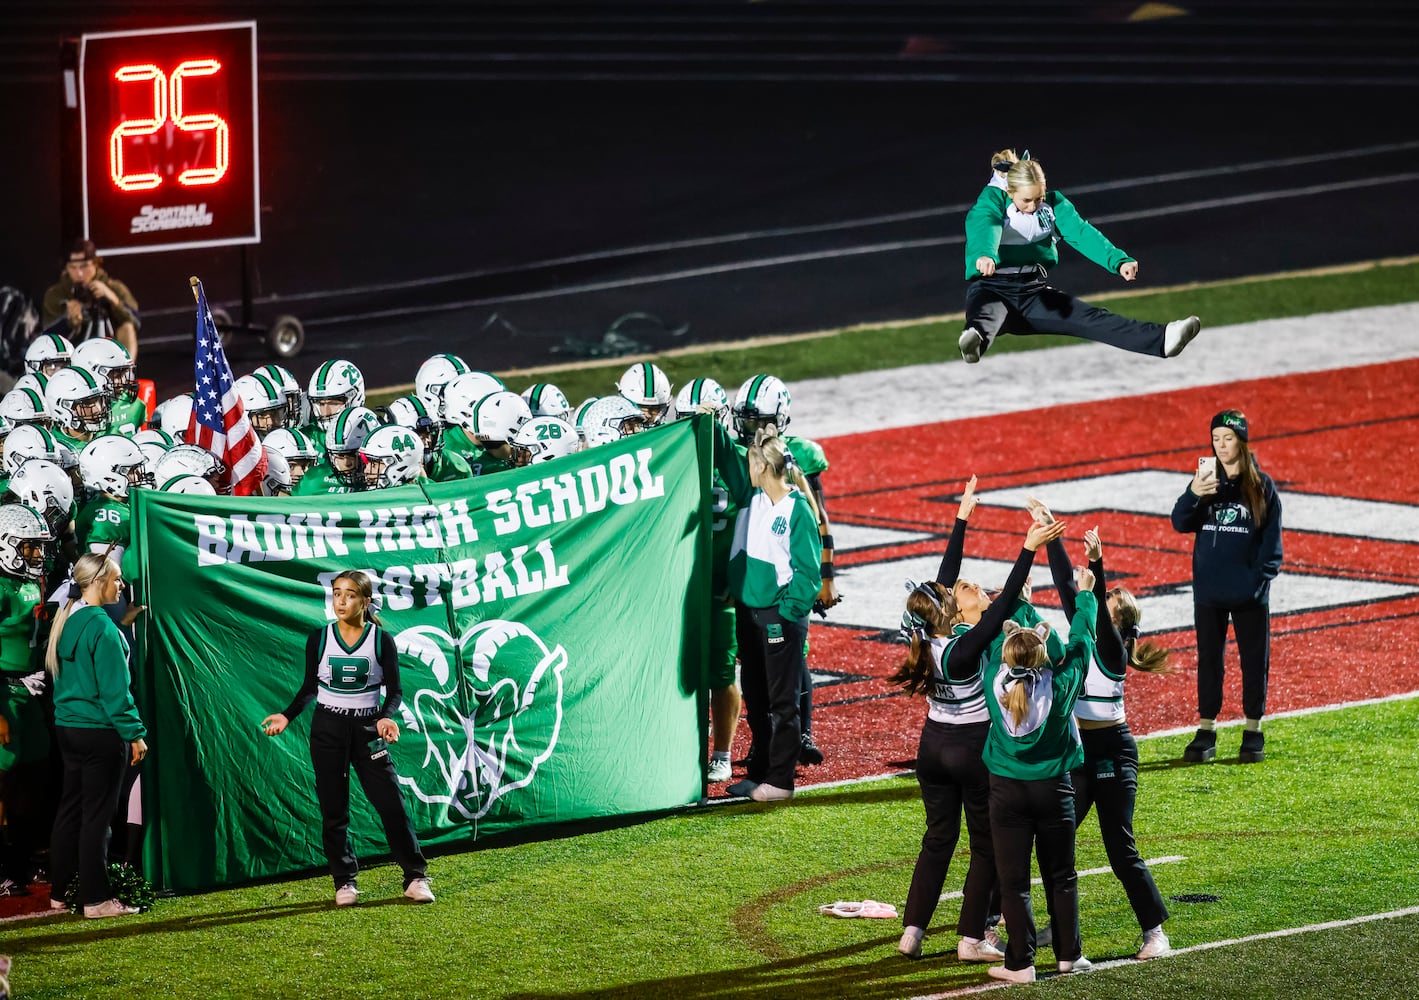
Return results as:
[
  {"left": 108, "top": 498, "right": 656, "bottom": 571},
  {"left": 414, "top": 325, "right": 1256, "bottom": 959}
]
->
[{"left": 189, "top": 275, "right": 201, "bottom": 302}]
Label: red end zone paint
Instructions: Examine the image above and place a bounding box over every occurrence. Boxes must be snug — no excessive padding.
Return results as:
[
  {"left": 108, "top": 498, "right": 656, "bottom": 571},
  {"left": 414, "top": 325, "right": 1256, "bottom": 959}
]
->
[{"left": 718, "top": 360, "right": 1419, "bottom": 788}]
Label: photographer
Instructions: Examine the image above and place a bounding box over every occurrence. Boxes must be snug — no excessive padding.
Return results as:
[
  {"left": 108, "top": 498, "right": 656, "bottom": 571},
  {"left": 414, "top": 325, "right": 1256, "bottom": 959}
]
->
[{"left": 40, "top": 240, "right": 141, "bottom": 361}]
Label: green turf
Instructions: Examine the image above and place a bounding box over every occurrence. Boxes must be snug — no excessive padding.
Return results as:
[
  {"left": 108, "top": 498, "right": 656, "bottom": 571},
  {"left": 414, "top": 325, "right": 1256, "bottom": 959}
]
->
[
  {"left": 367, "top": 258, "right": 1419, "bottom": 409},
  {"left": 9, "top": 699, "right": 1419, "bottom": 999}
]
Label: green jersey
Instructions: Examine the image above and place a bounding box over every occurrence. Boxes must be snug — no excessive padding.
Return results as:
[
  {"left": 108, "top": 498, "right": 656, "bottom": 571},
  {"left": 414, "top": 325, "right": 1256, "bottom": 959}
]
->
[
  {"left": 108, "top": 397, "right": 149, "bottom": 437},
  {"left": 964, "top": 187, "right": 1134, "bottom": 280},
  {"left": 425, "top": 448, "right": 472, "bottom": 482},
  {"left": 51, "top": 427, "right": 94, "bottom": 456},
  {"left": 782, "top": 435, "right": 828, "bottom": 478},
  {"left": 0, "top": 575, "right": 42, "bottom": 675},
  {"left": 75, "top": 494, "right": 130, "bottom": 552},
  {"left": 292, "top": 461, "right": 350, "bottom": 495}
]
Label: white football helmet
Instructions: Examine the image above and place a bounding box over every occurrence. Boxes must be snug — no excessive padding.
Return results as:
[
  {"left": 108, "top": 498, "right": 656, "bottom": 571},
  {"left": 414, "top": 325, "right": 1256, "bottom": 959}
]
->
[
  {"left": 441, "top": 371, "right": 506, "bottom": 429},
  {"left": 133, "top": 427, "right": 174, "bottom": 450},
  {"left": 262, "top": 427, "right": 320, "bottom": 488},
  {"left": 511, "top": 416, "right": 579, "bottom": 466},
  {"left": 0, "top": 415, "right": 12, "bottom": 462},
  {"left": 308, "top": 359, "right": 366, "bottom": 431},
  {"left": 71, "top": 338, "right": 137, "bottom": 400},
  {"left": 154, "top": 445, "right": 228, "bottom": 495},
  {"left": 358, "top": 425, "right": 425, "bottom": 489},
  {"left": 520, "top": 382, "right": 572, "bottom": 421},
  {"left": 24, "top": 332, "right": 73, "bottom": 376},
  {"left": 159, "top": 474, "right": 217, "bottom": 495},
  {"left": 157, "top": 394, "right": 195, "bottom": 442},
  {"left": 6, "top": 460, "right": 73, "bottom": 533},
  {"left": 0, "top": 503, "right": 54, "bottom": 580},
  {"left": 234, "top": 372, "right": 287, "bottom": 436},
  {"left": 3, "top": 425, "right": 77, "bottom": 478},
  {"left": 616, "top": 362, "right": 673, "bottom": 425},
  {"left": 383, "top": 394, "right": 443, "bottom": 453},
  {"left": 79, "top": 434, "right": 152, "bottom": 500},
  {"left": 578, "top": 395, "right": 646, "bottom": 447},
  {"left": 466, "top": 391, "right": 531, "bottom": 445},
  {"left": 414, "top": 354, "right": 472, "bottom": 418},
  {"left": 324, "top": 406, "right": 380, "bottom": 485},
  {"left": 674, "top": 377, "right": 730, "bottom": 424},
  {"left": 261, "top": 446, "right": 292, "bottom": 497},
  {"left": 732, "top": 374, "right": 792, "bottom": 443},
  {"left": 0, "top": 387, "right": 53, "bottom": 429},
  {"left": 45, "top": 365, "right": 112, "bottom": 435},
  {"left": 253, "top": 364, "right": 308, "bottom": 428},
  {"left": 571, "top": 398, "right": 600, "bottom": 441}
]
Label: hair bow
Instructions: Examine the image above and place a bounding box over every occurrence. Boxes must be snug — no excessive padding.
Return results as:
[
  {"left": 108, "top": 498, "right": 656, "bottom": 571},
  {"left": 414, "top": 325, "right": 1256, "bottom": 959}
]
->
[
  {"left": 1120, "top": 622, "right": 1141, "bottom": 642},
  {"left": 1004, "top": 664, "right": 1040, "bottom": 695},
  {"left": 367, "top": 593, "right": 384, "bottom": 614},
  {"left": 904, "top": 579, "right": 944, "bottom": 614},
  {"left": 65, "top": 580, "right": 81, "bottom": 603},
  {"left": 897, "top": 610, "right": 929, "bottom": 645}
]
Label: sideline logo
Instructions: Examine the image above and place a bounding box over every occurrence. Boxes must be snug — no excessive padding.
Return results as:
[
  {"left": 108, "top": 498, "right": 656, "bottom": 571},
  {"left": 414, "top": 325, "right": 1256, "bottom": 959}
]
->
[{"left": 394, "top": 620, "right": 567, "bottom": 820}]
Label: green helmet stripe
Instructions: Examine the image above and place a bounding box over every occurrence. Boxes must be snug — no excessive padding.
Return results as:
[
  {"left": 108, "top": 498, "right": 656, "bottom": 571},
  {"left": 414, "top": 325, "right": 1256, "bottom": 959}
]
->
[
  {"left": 316, "top": 361, "right": 334, "bottom": 392},
  {"left": 45, "top": 333, "right": 68, "bottom": 352},
  {"left": 251, "top": 372, "right": 278, "bottom": 397},
  {"left": 21, "top": 388, "right": 43, "bottom": 409},
  {"left": 747, "top": 374, "right": 767, "bottom": 409},
  {"left": 690, "top": 380, "right": 703, "bottom": 405},
  {"left": 77, "top": 367, "right": 99, "bottom": 389},
  {"left": 530, "top": 384, "right": 544, "bottom": 408},
  {"left": 641, "top": 363, "right": 654, "bottom": 396}
]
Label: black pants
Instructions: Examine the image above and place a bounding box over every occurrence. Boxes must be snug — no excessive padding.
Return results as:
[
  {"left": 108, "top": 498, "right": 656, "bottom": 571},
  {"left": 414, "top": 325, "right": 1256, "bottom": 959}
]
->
[
  {"left": 1195, "top": 603, "right": 1271, "bottom": 720},
  {"left": 904, "top": 720, "right": 995, "bottom": 935},
  {"left": 797, "top": 654, "right": 814, "bottom": 737},
  {"left": 309, "top": 707, "right": 427, "bottom": 888},
  {"left": 735, "top": 604, "right": 807, "bottom": 789},
  {"left": 965, "top": 273, "right": 1165, "bottom": 358},
  {"left": 989, "top": 771, "right": 1082, "bottom": 970},
  {"left": 49, "top": 726, "right": 128, "bottom": 906},
  {"left": 1072, "top": 724, "right": 1169, "bottom": 932}
]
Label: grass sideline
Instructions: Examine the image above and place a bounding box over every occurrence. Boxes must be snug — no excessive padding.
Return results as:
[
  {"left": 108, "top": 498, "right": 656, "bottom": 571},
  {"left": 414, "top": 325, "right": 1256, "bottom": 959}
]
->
[
  {"left": 364, "top": 257, "right": 1419, "bottom": 408},
  {"left": 7, "top": 700, "right": 1419, "bottom": 999}
]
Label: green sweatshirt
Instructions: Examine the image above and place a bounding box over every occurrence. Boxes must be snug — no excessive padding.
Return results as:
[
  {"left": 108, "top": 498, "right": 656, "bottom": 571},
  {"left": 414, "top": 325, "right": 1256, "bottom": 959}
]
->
[
  {"left": 982, "top": 590, "right": 1097, "bottom": 781},
  {"left": 52, "top": 605, "right": 146, "bottom": 740},
  {"left": 964, "top": 187, "right": 1134, "bottom": 279},
  {"left": 713, "top": 423, "right": 821, "bottom": 619},
  {"left": 0, "top": 575, "right": 42, "bottom": 675}
]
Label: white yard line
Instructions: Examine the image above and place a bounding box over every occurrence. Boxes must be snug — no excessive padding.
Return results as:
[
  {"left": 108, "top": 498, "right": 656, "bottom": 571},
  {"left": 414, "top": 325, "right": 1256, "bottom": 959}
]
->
[
  {"left": 792, "top": 302, "right": 1419, "bottom": 440},
  {"left": 907, "top": 905, "right": 1419, "bottom": 999}
]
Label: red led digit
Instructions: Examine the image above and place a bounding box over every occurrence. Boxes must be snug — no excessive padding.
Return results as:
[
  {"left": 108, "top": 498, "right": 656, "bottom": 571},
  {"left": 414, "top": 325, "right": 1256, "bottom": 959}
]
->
[
  {"left": 171, "top": 58, "right": 229, "bottom": 186},
  {"left": 109, "top": 63, "right": 166, "bottom": 191}
]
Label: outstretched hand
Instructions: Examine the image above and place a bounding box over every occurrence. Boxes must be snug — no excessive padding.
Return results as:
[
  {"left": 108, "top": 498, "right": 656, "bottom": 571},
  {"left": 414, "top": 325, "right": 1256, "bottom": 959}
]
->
[
  {"left": 1083, "top": 526, "right": 1102, "bottom": 562},
  {"left": 1025, "top": 494, "right": 1055, "bottom": 526},
  {"left": 1077, "top": 565, "right": 1096, "bottom": 592},
  {"left": 1025, "top": 520, "right": 1067, "bottom": 551},
  {"left": 957, "top": 475, "right": 978, "bottom": 521}
]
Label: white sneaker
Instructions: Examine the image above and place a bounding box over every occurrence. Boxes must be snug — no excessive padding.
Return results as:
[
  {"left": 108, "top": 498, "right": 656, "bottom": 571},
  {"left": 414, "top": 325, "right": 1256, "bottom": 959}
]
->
[
  {"left": 1058, "top": 956, "right": 1093, "bottom": 974},
  {"left": 83, "top": 898, "right": 139, "bottom": 919},
  {"left": 958, "top": 936, "right": 1005, "bottom": 962},
  {"left": 334, "top": 883, "right": 360, "bottom": 907},
  {"left": 988, "top": 964, "right": 1036, "bottom": 983},
  {"left": 959, "top": 327, "right": 985, "bottom": 364},
  {"left": 403, "top": 878, "right": 435, "bottom": 903},
  {"left": 1163, "top": 315, "right": 1201, "bottom": 357},
  {"left": 897, "top": 927, "right": 924, "bottom": 959},
  {"left": 1136, "top": 927, "right": 1171, "bottom": 960},
  {"left": 749, "top": 783, "right": 794, "bottom": 802},
  {"left": 707, "top": 758, "right": 732, "bottom": 783},
  {"left": 50, "top": 898, "right": 68, "bottom": 911}
]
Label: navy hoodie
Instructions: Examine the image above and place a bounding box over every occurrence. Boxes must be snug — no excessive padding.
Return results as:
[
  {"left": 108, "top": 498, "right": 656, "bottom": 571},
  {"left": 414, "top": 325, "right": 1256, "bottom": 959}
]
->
[{"left": 1171, "top": 469, "right": 1283, "bottom": 609}]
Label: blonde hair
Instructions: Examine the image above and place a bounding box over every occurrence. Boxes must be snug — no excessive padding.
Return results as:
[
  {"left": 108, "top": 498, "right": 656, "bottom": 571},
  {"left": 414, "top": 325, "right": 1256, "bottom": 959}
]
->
[
  {"left": 332, "top": 569, "right": 383, "bottom": 627},
  {"left": 45, "top": 553, "right": 120, "bottom": 676},
  {"left": 749, "top": 425, "right": 821, "bottom": 524},
  {"left": 1109, "top": 587, "right": 1172, "bottom": 674},
  {"left": 990, "top": 149, "right": 1020, "bottom": 173},
  {"left": 1001, "top": 624, "right": 1050, "bottom": 728},
  {"left": 889, "top": 582, "right": 960, "bottom": 695},
  {"left": 1005, "top": 159, "right": 1046, "bottom": 195}
]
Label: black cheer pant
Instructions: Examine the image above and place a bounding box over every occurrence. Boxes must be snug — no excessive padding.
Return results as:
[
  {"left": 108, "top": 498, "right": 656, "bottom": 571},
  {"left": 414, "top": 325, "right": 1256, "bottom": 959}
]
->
[
  {"left": 989, "top": 771, "right": 1082, "bottom": 970},
  {"left": 735, "top": 604, "right": 807, "bottom": 790},
  {"left": 965, "top": 273, "right": 1165, "bottom": 358},
  {"left": 1072, "top": 724, "right": 1169, "bottom": 932},
  {"left": 50, "top": 726, "right": 129, "bottom": 906},
  {"left": 904, "top": 719, "right": 996, "bottom": 936},
  {"left": 309, "top": 707, "right": 427, "bottom": 888},
  {"left": 1194, "top": 603, "right": 1271, "bottom": 721}
]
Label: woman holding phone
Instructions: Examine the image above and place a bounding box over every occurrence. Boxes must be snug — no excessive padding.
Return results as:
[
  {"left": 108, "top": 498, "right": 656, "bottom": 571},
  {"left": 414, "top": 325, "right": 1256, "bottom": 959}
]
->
[{"left": 1171, "top": 410, "right": 1282, "bottom": 764}]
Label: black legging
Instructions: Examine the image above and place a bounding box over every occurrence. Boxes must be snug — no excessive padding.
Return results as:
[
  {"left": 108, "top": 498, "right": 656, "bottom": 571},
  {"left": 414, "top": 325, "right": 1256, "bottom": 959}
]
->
[
  {"left": 735, "top": 604, "right": 807, "bottom": 789},
  {"left": 1072, "top": 723, "right": 1169, "bottom": 931},
  {"left": 1195, "top": 603, "right": 1271, "bottom": 720},
  {"left": 903, "top": 719, "right": 995, "bottom": 935},
  {"left": 49, "top": 726, "right": 128, "bottom": 906},
  {"left": 989, "top": 771, "right": 1082, "bottom": 971},
  {"left": 965, "top": 272, "right": 1165, "bottom": 359},
  {"left": 309, "top": 707, "right": 427, "bottom": 888}
]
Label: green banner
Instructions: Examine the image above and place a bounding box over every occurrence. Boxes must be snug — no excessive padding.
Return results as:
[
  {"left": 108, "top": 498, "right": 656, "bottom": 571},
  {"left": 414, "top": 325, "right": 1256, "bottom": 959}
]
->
[{"left": 131, "top": 417, "right": 712, "bottom": 893}]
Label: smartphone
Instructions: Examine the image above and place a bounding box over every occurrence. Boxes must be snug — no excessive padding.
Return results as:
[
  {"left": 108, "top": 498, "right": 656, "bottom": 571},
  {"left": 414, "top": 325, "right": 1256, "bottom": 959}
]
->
[{"left": 1198, "top": 456, "right": 1217, "bottom": 479}]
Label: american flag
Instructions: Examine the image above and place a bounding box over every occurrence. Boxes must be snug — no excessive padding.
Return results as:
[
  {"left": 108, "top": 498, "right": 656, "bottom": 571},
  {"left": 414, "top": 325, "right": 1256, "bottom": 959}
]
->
[{"left": 187, "top": 280, "right": 265, "bottom": 495}]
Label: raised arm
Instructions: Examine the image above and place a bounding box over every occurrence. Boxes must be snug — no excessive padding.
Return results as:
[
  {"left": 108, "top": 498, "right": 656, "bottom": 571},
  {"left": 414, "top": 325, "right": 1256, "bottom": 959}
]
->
[{"left": 936, "top": 475, "right": 977, "bottom": 585}]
